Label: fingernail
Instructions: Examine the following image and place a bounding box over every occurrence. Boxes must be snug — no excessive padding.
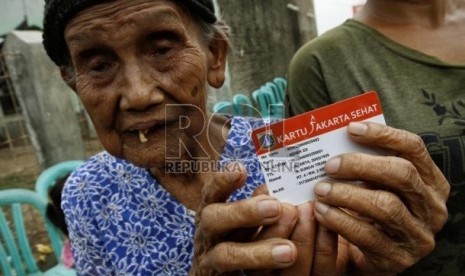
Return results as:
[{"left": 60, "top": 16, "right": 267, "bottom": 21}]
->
[
  {"left": 314, "top": 182, "right": 331, "bottom": 197},
  {"left": 272, "top": 245, "right": 293, "bottom": 263},
  {"left": 325, "top": 158, "right": 341, "bottom": 174},
  {"left": 315, "top": 202, "right": 329, "bottom": 214},
  {"left": 258, "top": 199, "right": 280, "bottom": 218},
  {"left": 349, "top": 122, "right": 368, "bottom": 136}
]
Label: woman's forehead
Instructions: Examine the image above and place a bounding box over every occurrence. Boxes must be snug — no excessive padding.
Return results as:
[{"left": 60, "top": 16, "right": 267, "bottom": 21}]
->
[{"left": 65, "top": 0, "right": 193, "bottom": 38}]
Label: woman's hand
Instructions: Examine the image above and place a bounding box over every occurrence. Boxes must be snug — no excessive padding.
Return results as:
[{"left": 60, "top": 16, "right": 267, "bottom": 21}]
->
[
  {"left": 190, "top": 162, "right": 314, "bottom": 275},
  {"left": 246, "top": 186, "right": 317, "bottom": 276},
  {"left": 312, "top": 122, "right": 450, "bottom": 275}
]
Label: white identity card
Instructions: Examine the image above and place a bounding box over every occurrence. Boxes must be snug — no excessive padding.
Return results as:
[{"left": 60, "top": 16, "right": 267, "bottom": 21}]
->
[{"left": 252, "top": 91, "right": 386, "bottom": 205}]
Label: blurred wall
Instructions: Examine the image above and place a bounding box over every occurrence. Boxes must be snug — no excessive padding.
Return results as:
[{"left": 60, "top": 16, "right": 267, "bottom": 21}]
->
[
  {"left": 215, "top": 0, "right": 316, "bottom": 100},
  {"left": 3, "top": 31, "right": 86, "bottom": 169}
]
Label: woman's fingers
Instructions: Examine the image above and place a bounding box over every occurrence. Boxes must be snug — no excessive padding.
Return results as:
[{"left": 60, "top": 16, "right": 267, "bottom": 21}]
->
[
  {"left": 314, "top": 182, "right": 435, "bottom": 251},
  {"left": 303, "top": 122, "right": 449, "bottom": 275},
  {"left": 314, "top": 202, "right": 423, "bottom": 273},
  {"left": 325, "top": 154, "right": 433, "bottom": 219},
  {"left": 322, "top": 153, "right": 449, "bottom": 233},
  {"left": 193, "top": 162, "right": 299, "bottom": 275},
  {"left": 248, "top": 203, "right": 312, "bottom": 276},
  {"left": 200, "top": 162, "right": 247, "bottom": 208},
  {"left": 315, "top": 182, "right": 419, "bottom": 239},
  {"left": 253, "top": 203, "right": 298, "bottom": 240},
  {"left": 311, "top": 224, "right": 338, "bottom": 276},
  {"left": 324, "top": 152, "right": 447, "bottom": 233},
  {"left": 252, "top": 184, "right": 269, "bottom": 196},
  {"left": 203, "top": 239, "right": 297, "bottom": 273},
  {"left": 347, "top": 122, "right": 450, "bottom": 200},
  {"left": 199, "top": 195, "right": 283, "bottom": 236},
  {"left": 280, "top": 202, "right": 316, "bottom": 276}
]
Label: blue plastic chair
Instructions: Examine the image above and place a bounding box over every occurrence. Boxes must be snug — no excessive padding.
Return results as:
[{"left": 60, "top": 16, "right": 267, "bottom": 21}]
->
[
  {"left": 252, "top": 86, "right": 283, "bottom": 119},
  {"left": 35, "top": 160, "right": 84, "bottom": 200},
  {"left": 264, "top": 83, "right": 284, "bottom": 118},
  {"left": 0, "top": 189, "right": 76, "bottom": 276},
  {"left": 212, "top": 100, "right": 234, "bottom": 115},
  {"left": 252, "top": 88, "right": 272, "bottom": 118},
  {"left": 273, "top": 77, "right": 287, "bottom": 103},
  {"left": 232, "top": 93, "right": 258, "bottom": 117},
  {"left": 263, "top": 82, "right": 283, "bottom": 104}
]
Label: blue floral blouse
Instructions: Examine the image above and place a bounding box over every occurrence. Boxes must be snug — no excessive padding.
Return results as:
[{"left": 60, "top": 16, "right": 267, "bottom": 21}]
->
[{"left": 62, "top": 116, "right": 267, "bottom": 275}]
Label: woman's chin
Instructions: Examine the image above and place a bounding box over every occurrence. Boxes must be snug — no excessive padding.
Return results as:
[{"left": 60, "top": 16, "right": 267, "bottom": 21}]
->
[
  {"left": 121, "top": 149, "right": 167, "bottom": 169},
  {"left": 131, "top": 156, "right": 165, "bottom": 169}
]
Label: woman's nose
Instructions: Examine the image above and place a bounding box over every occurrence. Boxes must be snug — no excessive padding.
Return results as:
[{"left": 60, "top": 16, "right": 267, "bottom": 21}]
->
[{"left": 119, "top": 62, "right": 164, "bottom": 111}]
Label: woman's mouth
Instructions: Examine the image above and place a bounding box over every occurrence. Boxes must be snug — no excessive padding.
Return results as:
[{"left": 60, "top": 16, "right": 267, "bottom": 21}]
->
[{"left": 127, "top": 118, "right": 173, "bottom": 144}]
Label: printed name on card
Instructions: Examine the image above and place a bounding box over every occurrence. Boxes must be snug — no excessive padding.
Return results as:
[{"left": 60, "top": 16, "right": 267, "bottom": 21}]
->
[{"left": 251, "top": 91, "right": 386, "bottom": 205}]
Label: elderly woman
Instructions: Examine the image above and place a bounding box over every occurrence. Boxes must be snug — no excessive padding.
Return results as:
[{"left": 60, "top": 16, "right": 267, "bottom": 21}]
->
[{"left": 42, "top": 0, "right": 448, "bottom": 275}]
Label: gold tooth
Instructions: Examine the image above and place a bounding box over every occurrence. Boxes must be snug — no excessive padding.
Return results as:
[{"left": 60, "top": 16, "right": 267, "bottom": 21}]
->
[{"left": 139, "top": 130, "right": 148, "bottom": 143}]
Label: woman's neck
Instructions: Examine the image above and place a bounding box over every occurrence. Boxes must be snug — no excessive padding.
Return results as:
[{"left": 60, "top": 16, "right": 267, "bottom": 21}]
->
[
  {"left": 353, "top": 0, "right": 465, "bottom": 63},
  {"left": 356, "top": 0, "right": 456, "bottom": 28}
]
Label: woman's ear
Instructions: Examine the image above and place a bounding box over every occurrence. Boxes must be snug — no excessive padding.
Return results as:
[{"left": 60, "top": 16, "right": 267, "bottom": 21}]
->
[
  {"left": 207, "top": 33, "right": 228, "bottom": 88},
  {"left": 60, "top": 66, "right": 77, "bottom": 92}
]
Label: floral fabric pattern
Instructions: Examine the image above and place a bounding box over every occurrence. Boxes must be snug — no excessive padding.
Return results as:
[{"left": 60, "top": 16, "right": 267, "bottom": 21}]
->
[{"left": 62, "top": 116, "right": 268, "bottom": 275}]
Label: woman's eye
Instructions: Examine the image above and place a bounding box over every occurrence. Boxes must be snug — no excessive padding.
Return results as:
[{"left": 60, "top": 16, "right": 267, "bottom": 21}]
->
[
  {"left": 77, "top": 48, "right": 115, "bottom": 75},
  {"left": 154, "top": 47, "right": 171, "bottom": 56},
  {"left": 148, "top": 34, "right": 179, "bottom": 57},
  {"left": 90, "top": 62, "right": 112, "bottom": 73}
]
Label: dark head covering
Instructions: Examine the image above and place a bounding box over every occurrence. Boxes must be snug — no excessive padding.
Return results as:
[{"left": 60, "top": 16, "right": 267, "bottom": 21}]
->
[{"left": 42, "top": 0, "right": 217, "bottom": 66}]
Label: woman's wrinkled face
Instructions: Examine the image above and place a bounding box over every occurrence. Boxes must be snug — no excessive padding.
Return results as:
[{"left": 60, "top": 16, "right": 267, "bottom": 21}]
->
[{"left": 63, "top": 0, "right": 226, "bottom": 167}]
